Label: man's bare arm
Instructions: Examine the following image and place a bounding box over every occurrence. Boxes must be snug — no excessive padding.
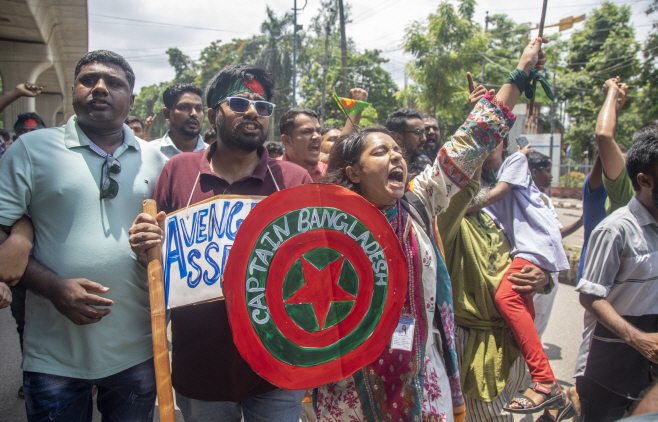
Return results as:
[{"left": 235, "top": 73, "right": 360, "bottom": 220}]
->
[
  {"left": 0, "top": 82, "right": 42, "bottom": 114},
  {"left": 595, "top": 78, "right": 628, "bottom": 182},
  {"left": 0, "top": 282, "right": 11, "bottom": 309},
  {"left": 561, "top": 215, "right": 583, "bottom": 238},
  {"left": 496, "top": 37, "right": 548, "bottom": 109},
  {"left": 588, "top": 154, "right": 604, "bottom": 191},
  {"left": 508, "top": 265, "right": 551, "bottom": 297},
  {"left": 0, "top": 218, "right": 34, "bottom": 285},
  {"left": 580, "top": 293, "right": 658, "bottom": 363},
  {"left": 20, "top": 258, "right": 114, "bottom": 325},
  {"left": 467, "top": 181, "right": 513, "bottom": 213}
]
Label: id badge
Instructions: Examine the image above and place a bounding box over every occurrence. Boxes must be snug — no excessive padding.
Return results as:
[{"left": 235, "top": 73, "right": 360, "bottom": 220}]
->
[{"left": 391, "top": 314, "right": 415, "bottom": 351}]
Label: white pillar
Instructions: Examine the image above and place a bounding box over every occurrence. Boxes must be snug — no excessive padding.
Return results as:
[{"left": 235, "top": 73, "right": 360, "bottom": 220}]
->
[{"left": 0, "top": 41, "right": 53, "bottom": 133}]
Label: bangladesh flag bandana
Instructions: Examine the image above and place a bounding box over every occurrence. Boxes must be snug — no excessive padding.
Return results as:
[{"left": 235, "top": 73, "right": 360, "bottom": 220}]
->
[{"left": 209, "top": 75, "right": 269, "bottom": 109}]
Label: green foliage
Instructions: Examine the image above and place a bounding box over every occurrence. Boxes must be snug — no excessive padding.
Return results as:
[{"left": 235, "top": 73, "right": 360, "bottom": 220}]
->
[
  {"left": 297, "top": 0, "right": 397, "bottom": 125},
  {"left": 166, "top": 48, "right": 198, "bottom": 84},
  {"left": 402, "top": 0, "right": 487, "bottom": 135},
  {"left": 132, "top": 1, "right": 399, "bottom": 139},
  {"left": 641, "top": 0, "right": 658, "bottom": 117},
  {"left": 483, "top": 14, "right": 530, "bottom": 86},
  {"left": 132, "top": 82, "right": 168, "bottom": 139},
  {"left": 560, "top": 170, "right": 586, "bottom": 188},
  {"left": 246, "top": 6, "right": 294, "bottom": 103},
  {"left": 196, "top": 38, "right": 259, "bottom": 89},
  {"left": 557, "top": 2, "right": 643, "bottom": 157}
]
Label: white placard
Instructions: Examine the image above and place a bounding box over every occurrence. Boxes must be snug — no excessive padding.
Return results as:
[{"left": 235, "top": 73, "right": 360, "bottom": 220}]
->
[{"left": 162, "top": 195, "right": 263, "bottom": 309}]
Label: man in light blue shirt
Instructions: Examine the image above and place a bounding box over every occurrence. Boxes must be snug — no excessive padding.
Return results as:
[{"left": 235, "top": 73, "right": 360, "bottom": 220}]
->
[
  {"left": 151, "top": 82, "right": 207, "bottom": 159},
  {"left": 0, "top": 50, "right": 167, "bottom": 421}
]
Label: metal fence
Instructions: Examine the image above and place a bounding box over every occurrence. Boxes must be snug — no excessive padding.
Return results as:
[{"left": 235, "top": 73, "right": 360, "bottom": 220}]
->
[{"left": 558, "top": 162, "right": 593, "bottom": 187}]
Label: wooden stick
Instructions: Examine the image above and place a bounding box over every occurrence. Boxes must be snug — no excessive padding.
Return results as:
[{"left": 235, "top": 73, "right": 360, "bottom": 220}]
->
[
  {"left": 528, "top": 0, "right": 549, "bottom": 117},
  {"left": 143, "top": 200, "right": 176, "bottom": 422}
]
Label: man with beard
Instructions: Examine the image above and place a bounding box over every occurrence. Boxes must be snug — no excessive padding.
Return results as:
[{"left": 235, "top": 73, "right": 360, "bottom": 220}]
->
[
  {"left": 278, "top": 108, "right": 326, "bottom": 182},
  {"left": 422, "top": 114, "right": 441, "bottom": 162},
  {"left": 0, "top": 50, "right": 166, "bottom": 420},
  {"left": 385, "top": 109, "right": 432, "bottom": 180},
  {"left": 129, "top": 64, "right": 312, "bottom": 422},
  {"left": 572, "top": 129, "right": 658, "bottom": 421},
  {"left": 152, "top": 82, "right": 207, "bottom": 159}
]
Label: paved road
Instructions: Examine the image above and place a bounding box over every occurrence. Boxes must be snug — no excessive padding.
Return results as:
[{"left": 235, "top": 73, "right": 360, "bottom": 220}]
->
[
  {"left": 0, "top": 199, "right": 587, "bottom": 422},
  {"left": 513, "top": 283, "right": 584, "bottom": 422}
]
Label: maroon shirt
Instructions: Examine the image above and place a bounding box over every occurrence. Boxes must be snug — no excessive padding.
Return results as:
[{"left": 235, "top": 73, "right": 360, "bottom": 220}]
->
[{"left": 154, "top": 143, "right": 312, "bottom": 401}]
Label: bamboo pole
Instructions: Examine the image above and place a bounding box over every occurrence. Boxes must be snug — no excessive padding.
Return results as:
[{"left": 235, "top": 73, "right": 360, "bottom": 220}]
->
[
  {"left": 143, "top": 199, "right": 176, "bottom": 422},
  {"left": 528, "top": 0, "right": 549, "bottom": 118}
]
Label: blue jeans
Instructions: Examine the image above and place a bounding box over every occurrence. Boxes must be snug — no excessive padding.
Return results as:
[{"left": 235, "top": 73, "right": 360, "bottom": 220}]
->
[
  {"left": 176, "top": 388, "right": 305, "bottom": 422},
  {"left": 24, "top": 358, "right": 157, "bottom": 422}
]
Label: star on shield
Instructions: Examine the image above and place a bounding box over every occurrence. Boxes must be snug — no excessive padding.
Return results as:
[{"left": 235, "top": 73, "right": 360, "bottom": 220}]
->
[{"left": 284, "top": 256, "right": 356, "bottom": 329}]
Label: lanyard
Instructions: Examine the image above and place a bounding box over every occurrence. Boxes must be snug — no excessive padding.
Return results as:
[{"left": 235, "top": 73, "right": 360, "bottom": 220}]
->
[{"left": 88, "top": 140, "right": 125, "bottom": 158}]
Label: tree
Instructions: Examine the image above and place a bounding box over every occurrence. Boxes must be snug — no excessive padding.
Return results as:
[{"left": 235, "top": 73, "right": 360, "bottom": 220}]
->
[
  {"left": 558, "top": 2, "right": 642, "bottom": 157},
  {"left": 246, "top": 7, "right": 294, "bottom": 96},
  {"left": 483, "top": 14, "right": 530, "bottom": 86},
  {"left": 297, "top": 2, "right": 397, "bottom": 126},
  {"left": 195, "top": 38, "right": 260, "bottom": 88},
  {"left": 166, "top": 48, "right": 197, "bottom": 84},
  {"left": 402, "top": 0, "right": 487, "bottom": 134},
  {"left": 640, "top": 0, "right": 658, "bottom": 118},
  {"left": 338, "top": 0, "right": 348, "bottom": 96},
  {"left": 132, "top": 82, "right": 169, "bottom": 139}
]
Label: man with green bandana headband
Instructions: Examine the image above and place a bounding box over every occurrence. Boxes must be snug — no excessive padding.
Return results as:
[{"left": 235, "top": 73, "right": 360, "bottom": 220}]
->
[
  {"left": 13, "top": 112, "right": 46, "bottom": 143},
  {"left": 129, "top": 63, "right": 312, "bottom": 422}
]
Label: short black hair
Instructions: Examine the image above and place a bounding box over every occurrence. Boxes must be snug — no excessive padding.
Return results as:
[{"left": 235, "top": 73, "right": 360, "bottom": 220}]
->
[
  {"left": 321, "top": 126, "right": 339, "bottom": 136},
  {"left": 75, "top": 50, "right": 135, "bottom": 91},
  {"left": 385, "top": 109, "right": 423, "bottom": 133},
  {"left": 163, "top": 83, "right": 204, "bottom": 109},
  {"left": 203, "top": 128, "right": 216, "bottom": 144},
  {"left": 265, "top": 142, "right": 284, "bottom": 156},
  {"left": 626, "top": 127, "right": 658, "bottom": 191},
  {"left": 205, "top": 64, "right": 275, "bottom": 110},
  {"left": 322, "top": 126, "right": 396, "bottom": 193},
  {"left": 421, "top": 113, "right": 438, "bottom": 121},
  {"left": 633, "top": 120, "right": 658, "bottom": 144},
  {"left": 279, "top": 108, "right": 318, "bottom": 136},
  {"left": 14, "top": 112, "right": 46, "bottom": 131},
  {"left": 527, "top": 151, "right": 551, "bottom": 173},
  {"left": 125, "top": 115, "right": 144, "bottom": 129},
  {"left": 0, "top": 129, "right": 10, "bottom": 142}
]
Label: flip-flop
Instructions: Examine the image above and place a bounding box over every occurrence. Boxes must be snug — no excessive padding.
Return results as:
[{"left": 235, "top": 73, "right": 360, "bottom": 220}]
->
[{"left": 504, "top": 382, "right": 566, "bottom": 414}]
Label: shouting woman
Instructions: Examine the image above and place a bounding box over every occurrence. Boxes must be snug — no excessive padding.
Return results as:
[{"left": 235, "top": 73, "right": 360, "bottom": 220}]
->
[{"left": 315, "top": 37, "right": 548, "bottom": 422}]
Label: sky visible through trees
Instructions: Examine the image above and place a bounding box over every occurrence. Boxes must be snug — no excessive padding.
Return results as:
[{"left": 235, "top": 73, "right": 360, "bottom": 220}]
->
[{"left": 98, "top": 0, "right": 657, "bottom": 157}]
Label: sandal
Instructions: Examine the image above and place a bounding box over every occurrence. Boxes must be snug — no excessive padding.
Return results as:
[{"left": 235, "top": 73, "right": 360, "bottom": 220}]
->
[
  {"left": 504, "top": 382, "right": 565, "bottom": 414},
  {"left": 556, "top": 387, "right": 581, "bottom": 422}
]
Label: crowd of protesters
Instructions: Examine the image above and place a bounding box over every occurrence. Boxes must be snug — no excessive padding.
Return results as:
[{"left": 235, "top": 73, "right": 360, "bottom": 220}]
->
[{"left": 0, "top": 33, "right": 656, "bottom": 422}]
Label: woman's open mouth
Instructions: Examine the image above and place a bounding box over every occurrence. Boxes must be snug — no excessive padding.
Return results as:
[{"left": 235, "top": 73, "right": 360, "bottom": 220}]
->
[{"left": 388, "top": 167, "right": 405, "bottom": 188}]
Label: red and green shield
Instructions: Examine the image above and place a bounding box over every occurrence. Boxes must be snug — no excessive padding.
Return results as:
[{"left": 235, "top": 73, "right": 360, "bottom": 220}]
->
[{"left": 224, "top": 184, "right": 407, "bottom": 389}]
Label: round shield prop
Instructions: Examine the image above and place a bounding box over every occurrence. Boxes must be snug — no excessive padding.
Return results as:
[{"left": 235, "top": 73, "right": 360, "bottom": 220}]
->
[{"left": 224, "top": 184, "right": 408, "bottom": 390}]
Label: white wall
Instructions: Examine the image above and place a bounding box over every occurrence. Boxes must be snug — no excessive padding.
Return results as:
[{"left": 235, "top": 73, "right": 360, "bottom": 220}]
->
[{"left": 509, "top": 133, "right": 562, "bottom": 187}]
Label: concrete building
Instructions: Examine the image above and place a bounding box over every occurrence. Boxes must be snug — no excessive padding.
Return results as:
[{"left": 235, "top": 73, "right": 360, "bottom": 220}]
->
[{"left": 0, "top": 0, "right": 88, "bottom": 131}]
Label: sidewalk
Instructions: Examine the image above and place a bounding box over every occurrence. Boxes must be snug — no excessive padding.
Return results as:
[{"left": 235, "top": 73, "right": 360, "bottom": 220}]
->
[{"left": 551, "top": 196, "right": 582, "bottom": 210}]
